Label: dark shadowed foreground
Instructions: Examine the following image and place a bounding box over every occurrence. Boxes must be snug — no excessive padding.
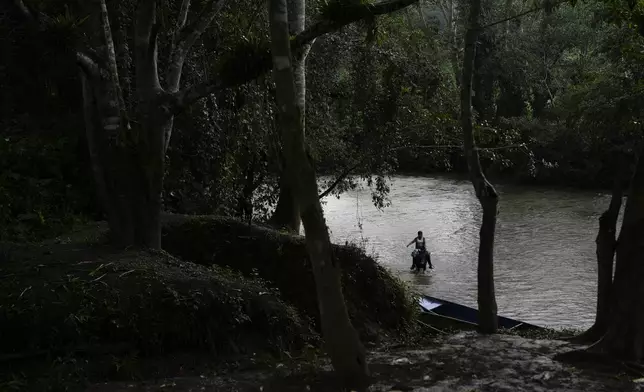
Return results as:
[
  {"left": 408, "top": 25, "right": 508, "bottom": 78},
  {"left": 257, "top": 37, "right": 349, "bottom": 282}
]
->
[
  {"left": 88, "top": 332, "right": 640, "bottom": 391},
  {"left": 0, "top": 215, "right": 415, "bottom": 390}
]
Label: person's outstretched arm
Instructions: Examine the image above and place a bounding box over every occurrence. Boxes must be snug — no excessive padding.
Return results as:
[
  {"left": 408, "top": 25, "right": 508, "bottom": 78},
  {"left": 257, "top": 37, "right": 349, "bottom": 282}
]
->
[{"left": 407, "top": 239, "right": 415, "bottom": 247}]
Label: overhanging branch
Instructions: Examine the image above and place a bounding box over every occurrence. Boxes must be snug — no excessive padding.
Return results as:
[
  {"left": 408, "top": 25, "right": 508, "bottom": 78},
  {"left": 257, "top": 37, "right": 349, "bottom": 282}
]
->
[
  {"left": 318, "top": 162, "right": 362, "bottom": 199},
  {"left": 481, "top": 0, "right": 570, "bottom": 30},
  {"left": 292, "top": 0, "right": 420, "bottom": 49},
  {"left": 173, "top": 0, "right": 420, "bottom": 112}
]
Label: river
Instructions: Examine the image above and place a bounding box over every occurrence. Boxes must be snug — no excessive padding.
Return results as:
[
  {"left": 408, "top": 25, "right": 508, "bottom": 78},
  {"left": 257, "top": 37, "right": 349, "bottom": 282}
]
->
[{"left": 321, "top": 175, "right": 618, "bottom": 329}]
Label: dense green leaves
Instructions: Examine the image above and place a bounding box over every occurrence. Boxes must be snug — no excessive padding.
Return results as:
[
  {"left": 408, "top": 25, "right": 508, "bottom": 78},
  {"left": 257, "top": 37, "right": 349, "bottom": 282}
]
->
[{"left": 3, "top": 0, "right": 644, "bottom": 239}]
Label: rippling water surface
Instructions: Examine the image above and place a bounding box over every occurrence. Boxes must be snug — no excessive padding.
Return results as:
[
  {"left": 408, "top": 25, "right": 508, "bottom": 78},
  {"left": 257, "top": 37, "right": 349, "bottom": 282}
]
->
[{"left": 322, "top": 175, "right": 618, "bottom": 328}]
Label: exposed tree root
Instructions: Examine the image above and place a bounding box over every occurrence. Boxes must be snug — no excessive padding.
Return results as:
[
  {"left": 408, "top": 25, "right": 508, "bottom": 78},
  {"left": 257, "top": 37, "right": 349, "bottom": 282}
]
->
[{"left": 566, "top": 324, "right": 607, "bottom": 345}]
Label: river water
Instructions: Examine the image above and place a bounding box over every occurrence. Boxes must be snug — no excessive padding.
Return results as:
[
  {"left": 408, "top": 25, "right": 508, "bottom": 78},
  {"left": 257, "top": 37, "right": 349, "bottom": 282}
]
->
[{"left": 322, "top": 175, "right": 619, "bottom": 329}]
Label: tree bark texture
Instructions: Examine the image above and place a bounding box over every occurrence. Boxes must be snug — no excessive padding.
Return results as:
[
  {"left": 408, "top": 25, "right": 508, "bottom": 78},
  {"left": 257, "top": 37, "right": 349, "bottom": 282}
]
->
[
  {"left": 270, "top": 172, "right": 302, "bottom": 232},
  {"left": 269, "top": 0, "right": 310, "bottom": 233},
  {"left": 77, "top": 0, "right": 172, "bottom": 248},
  {"left": 589, "top": 148, "right": 644, "bottom": 360},
  {"left": 460, "top": 0, "right": 499, "bottom": 334},
  {"left": 575, "top": 161, "right": 623, "bottom": 343},
  {"left": 268, "top": 0, "right": 370, "bottom": 388}
]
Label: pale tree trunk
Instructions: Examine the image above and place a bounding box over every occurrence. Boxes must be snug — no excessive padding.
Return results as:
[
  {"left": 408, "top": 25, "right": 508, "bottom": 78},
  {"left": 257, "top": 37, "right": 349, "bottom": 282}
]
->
[
  {"left": 163, "top": 0, "right": 226, "bottom": 152},
  {"left": 588, "top": 148, "right": 644, "bottom": 360},
  {"left": 76, "top": 0, "right": 227, "bottom": 248},
  {"left": 574, "top": 156, "right": 623, "bottom": 343},
  {"left": 77, "top": 0, "right": 171, "bottom": 248},
  {"left": 268, "top": 0, "right": 370, "bottom": 388},
  {"left": 269, "top": 0, "right": 311, "bottom": 233},
  {"left": 460, "top": 0, "right": 498, "bottom": 334}
]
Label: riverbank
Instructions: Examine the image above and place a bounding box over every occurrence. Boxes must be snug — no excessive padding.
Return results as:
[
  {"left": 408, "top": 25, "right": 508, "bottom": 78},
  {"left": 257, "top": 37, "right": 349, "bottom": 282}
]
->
[
  {"left": 393, "top": 169, "right": 621, "bottom": 194},
  {"left": 0, "top": 215, "right": 416, "bottom": 390},
  {"left": 87, "top": 331, "right": 638, "bottom": 391}
]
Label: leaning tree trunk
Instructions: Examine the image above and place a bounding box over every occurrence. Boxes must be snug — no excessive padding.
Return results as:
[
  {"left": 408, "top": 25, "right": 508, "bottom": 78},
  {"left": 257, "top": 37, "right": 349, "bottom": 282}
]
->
[
  {"left": 268, "top": 0, "right": 369, "bottom": 388},
  {"left": 460, "top": 0, "right": 499, "bottom": 334},
  {"left": 268, "top": 0, "right": 312, "bottom": 234},
  {"left": 588, "top": 148, "right": 644, "bottom": 360},
  {"left": 574, "top": 158, "right": 623, "bottom": 343}
]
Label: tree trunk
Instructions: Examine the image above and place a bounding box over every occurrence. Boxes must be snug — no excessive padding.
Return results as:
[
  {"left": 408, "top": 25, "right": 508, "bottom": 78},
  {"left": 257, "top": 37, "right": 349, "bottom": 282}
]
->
[
  {"left": 575, "top": 161, "right": 623, "bottom": 343},
  {"left": 268, "top": 0, "right": 311, "bottom": 234},
  {"left": 268, "top": 0, "right": 370, "bottom": 388},
  {"left": 588, "top": 148, "right": 644, "bottom": 360},
  {"left": 77, "top": 0, "right": 167, "bottom": 248},
  {"left": 270, "top": 172, "right": 302, "bottom": 232},
  {"left": 460, "top": 0, "right": 499, "bottom": 334}
]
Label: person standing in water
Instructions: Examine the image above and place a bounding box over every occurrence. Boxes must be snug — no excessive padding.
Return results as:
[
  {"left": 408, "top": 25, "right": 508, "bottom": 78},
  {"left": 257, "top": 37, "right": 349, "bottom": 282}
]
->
[{"left": 406, "top": 230, "right": 434, "bottom": 271}]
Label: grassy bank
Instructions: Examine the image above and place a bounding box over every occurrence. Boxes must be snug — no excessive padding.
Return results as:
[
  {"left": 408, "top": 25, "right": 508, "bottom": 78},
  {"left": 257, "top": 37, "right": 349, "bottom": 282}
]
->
[
  {"left": 0, "top": 216, "right": 417, "bottom": 390},
  {"left": 161, "top": 214, "right": 418, "bottom": 343}
]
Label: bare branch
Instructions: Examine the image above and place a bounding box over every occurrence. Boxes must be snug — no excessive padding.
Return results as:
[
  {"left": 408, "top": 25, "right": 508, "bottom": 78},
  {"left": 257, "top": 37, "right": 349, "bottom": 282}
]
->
[
  {"left": 319, "top": 163, "right": 362, "bottom": 199},
  {"left": 10, "top": 0, "right": 53, "bottom": 28},
  {"left": 150, "top": 22, "right": 161, "bottom": 58},
  {"left": 98, "top": 0, "right": 127, "bottom": 112},
  {"left": 12, "top": 0, "right": 35, "bottom": 23},
  {"left": 481, "top": 0, "right": 569, "bottom": 30},
  {"left": 167, "top": 0, "right": 227, "bottom": 92},
  {"left": 176, "top": 0, "right": 191, "bottom": 31},
  {"left": 178, "top": 0, "right": 227, "bottom": 48},
  {"left": 173, "top": 0, "right": 420, "bottom": 112},
  {"left": 135, "top": 0, "right": 162, "bottom": 92},
  {"left": 76, "top": 52, "right": 100, "bottom": 78}
]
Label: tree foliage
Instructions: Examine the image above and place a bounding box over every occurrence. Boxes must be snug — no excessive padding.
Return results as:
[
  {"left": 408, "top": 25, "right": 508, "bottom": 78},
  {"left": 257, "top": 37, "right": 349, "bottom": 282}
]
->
[{"left": 3, "top": 0, "right": 644, "bottom": 240}]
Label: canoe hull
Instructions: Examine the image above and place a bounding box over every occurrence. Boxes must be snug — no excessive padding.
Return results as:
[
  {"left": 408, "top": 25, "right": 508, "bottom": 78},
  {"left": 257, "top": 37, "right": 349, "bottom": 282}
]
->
[{"left": 419, "top": 295, "right": 544, "bottom": 332}]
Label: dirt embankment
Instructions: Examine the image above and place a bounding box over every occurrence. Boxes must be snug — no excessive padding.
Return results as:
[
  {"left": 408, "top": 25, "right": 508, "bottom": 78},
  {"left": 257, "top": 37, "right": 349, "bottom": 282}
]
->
[{"left": 0, "top": 215, "right": 416, "bottom": 390}]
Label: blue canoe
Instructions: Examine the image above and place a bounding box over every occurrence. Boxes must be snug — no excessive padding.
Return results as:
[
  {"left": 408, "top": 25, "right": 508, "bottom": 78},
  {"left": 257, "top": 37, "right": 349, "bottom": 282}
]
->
[{"left": 418, "top": 295, "right": 544, "bottom": 332}]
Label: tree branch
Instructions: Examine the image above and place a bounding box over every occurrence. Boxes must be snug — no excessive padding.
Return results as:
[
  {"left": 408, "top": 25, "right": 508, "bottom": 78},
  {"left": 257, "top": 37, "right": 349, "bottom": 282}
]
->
[
  {"left": 11, "top": 0, "right": 53, "bottom": 29},
  {"left": 176, "top": 0, "right": 191, "bottom": 31},
  {"left": 292, "top": 0, "right": 419, "bottom": 49},
  {"left": 76, "top": 52, "right": 100, "bottom": 79},
  {"left": 12, "top": 0, "right": 35, "bottom": 22},
  {"left": 173, "top": 0, "right": 420, "bottom": 112},
  {"left": 135, "top": 0, "right": 162, "bottom": 92},
  {"left": 481, "top": 0, "right": 569, "bottom": 30},
  {"left": 178, "top": 0, "right": 227, "bottom": 48},
  {"left": 149, "top": 22, "right": 161, "bottom": 59},
  {"left": 167, "top": 0, "right": 227, "bottom": 92},
  {"left": 13, "top": 0, "right": 39, "bottom": 26},
  {"left": 318, "top": 162, "right": 362, "bottom": 199}
]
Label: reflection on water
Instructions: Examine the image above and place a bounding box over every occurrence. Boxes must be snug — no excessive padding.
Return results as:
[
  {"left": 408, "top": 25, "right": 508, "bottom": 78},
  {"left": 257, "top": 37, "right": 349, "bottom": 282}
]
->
[{"left": 322, "top": 175, "right": 618, "bottom": 328}]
